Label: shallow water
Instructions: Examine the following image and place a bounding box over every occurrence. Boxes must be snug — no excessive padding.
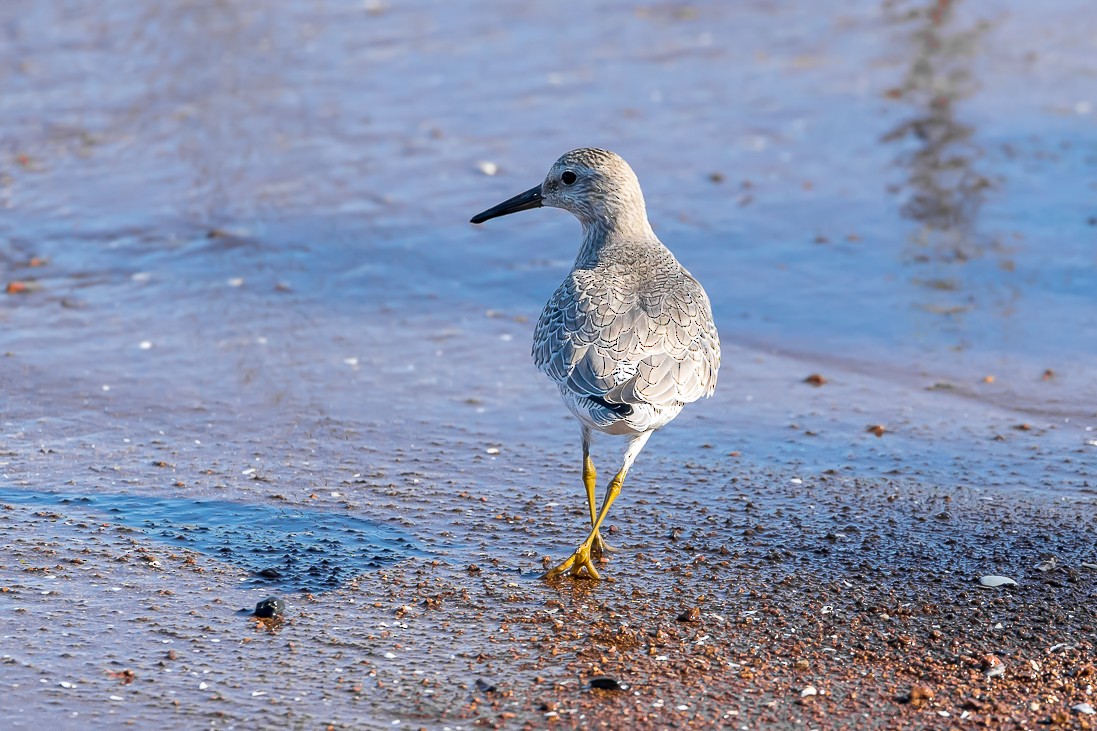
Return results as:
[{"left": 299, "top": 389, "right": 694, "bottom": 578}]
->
[
  {"left": 1, "top": 0, "right": 1096, "bottom": 727},
  {"left": 0, "top": 488, "right": 419, "bottom": 590},
  {"left": 2, "top": 0, "right": 1094, "bottom": 478}
]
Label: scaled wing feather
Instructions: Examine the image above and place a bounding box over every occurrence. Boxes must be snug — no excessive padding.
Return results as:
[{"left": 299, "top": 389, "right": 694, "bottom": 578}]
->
[{"left": 533, "top": 267, "right": 720, "bottom": 411}]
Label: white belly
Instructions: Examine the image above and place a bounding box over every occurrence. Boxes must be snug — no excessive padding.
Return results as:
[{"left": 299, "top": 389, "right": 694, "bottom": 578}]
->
[{"left": 559, "top": 387, "right": 683, "bottom": 436}]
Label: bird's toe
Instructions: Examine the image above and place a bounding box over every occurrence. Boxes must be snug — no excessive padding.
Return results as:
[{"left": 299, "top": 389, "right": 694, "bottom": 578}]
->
[{"left": 543, "top": 543, "right": 601, "bottom": 581}]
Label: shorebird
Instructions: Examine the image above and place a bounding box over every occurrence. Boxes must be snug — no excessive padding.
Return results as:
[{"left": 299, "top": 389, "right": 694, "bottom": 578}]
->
[{"left": 470, "top": 148, "right": 720, "bottom": 579}]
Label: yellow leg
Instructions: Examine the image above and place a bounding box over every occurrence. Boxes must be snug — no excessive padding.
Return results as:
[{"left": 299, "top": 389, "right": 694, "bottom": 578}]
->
[
  {"left": 545, "top": 469, "right": 625, "bottom": 580},
  {"left": 584, "top": 455, "right": 613, "bottom": 556},
  {"left": 583, "top": 454, "right": 597, "bottom": 525}
]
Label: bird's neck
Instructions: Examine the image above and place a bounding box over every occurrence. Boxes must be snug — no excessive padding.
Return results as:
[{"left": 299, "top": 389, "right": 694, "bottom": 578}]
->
[{"left": 575, "top": 213, "right": 658, "bottom": 267}]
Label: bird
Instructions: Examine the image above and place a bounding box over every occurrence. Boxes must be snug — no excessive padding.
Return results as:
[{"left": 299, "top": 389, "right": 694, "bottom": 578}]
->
[{"left": 469, "top": 148, "right": 720, "bottom": 579}]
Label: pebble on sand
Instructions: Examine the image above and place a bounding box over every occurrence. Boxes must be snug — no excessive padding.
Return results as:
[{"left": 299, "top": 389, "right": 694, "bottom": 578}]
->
[
  {"left": 982, "top": 654, "right": 1006, "bottom": 678},
  {"left": 978, "top": 575, "right": 1017, "bottom": 588},
  {"left": 589, "top": 676, "right": 629, "bottom": 691},
  {"left": 677, "top": 607, "right": 701, "bottom": 623},
  {"left": 1034, "top": 557, "right": 1057, "bottom": 572},
  {"left": 254, "top": 597, "right": 285, "bottom": 618},
  {"left": 897, "top": 685, "right": 934, "bottom": 705}
]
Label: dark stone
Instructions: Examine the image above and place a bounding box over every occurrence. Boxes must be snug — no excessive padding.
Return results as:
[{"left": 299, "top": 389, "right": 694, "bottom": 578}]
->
[
  {"left": 254, "top": 597, "right": 284, "bottom": 618},
  {"left": 589, "top": 676, "right": 628, "bottom": 691}
]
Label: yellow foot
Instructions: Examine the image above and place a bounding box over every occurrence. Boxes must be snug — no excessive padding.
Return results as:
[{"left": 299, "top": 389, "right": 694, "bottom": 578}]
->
[{"left": 543, "top": 542, "right": 601, "bottom": 580}]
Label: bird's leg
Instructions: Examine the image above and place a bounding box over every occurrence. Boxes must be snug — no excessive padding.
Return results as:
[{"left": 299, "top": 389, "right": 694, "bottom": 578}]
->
[
  {"left": 584, "top": 453, "right": 613, "bottom": 557},
  {"left": 577, "top": 428, "right": 612, "bottom": 558},
  {"left": 545, "top": 432, "right": 651, "bottom": 580},
  {"left": 545, "top": 469, "right": 625, "bottom": 580}
]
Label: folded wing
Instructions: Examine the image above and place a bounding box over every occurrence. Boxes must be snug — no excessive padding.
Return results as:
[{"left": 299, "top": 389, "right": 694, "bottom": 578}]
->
[{"left": 533, "top": 268, "right": 720, "bottom": 411}]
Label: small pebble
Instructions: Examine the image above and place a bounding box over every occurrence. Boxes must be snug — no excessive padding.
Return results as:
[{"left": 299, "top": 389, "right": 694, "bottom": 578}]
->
[
  {"left": 589, "top": 676, "right": 628, "bottom": 691},
  {"left": 254, "top": 597, "right": 284, "bottom": 618},
  {"left": 475, "top": 678, "right": 497, "bottom": 693},
  {"left": 801, "top": 685, "right": 817, "bottom": 697},
  {"left": 1074, "top": 703, "right": 1095, "bottom": 715},
  {"left": 677, "top": 607, "right": 700, "bottom": 623},
  {"left": 978, "top": 575, "right": 1016, "bottom": 587},
  {"left": 897, "top": 685, "right": 935, "bottom": 705},
  {"left": 909, "top": 685, "right": 933, "bottom": 702},
  {"left": 982, "top": 654, "right": 1006, "bottom": 678}
]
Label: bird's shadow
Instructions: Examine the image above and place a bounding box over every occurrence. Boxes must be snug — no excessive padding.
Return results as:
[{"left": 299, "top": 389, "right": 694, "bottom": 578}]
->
[{"left": 0, "top": 487, "right": 421, "bottom": 592}]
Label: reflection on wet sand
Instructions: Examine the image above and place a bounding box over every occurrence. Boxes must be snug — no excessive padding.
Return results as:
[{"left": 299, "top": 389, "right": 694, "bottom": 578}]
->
[
  {"left": 881, "top": 0, "right": 1025, "bottom": 345},
  {"left": 883, "top": 0, "right": 991, "bottom": 252}
]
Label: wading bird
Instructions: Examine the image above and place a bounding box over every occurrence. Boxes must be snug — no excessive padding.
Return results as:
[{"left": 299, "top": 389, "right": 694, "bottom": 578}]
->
[{"left": 470, "top": 148, "right": 720, "bottom": 579}]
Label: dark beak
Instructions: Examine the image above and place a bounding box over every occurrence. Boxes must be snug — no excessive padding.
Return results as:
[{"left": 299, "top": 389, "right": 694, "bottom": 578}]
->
[{"left": 470, "top": 184, "right": 543, "bottom": 224}]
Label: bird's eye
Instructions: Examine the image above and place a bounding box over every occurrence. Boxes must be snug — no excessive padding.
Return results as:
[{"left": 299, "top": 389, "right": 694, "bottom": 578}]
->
[{"left": 561, "top": 171, "right": 577, "bottom": 185}]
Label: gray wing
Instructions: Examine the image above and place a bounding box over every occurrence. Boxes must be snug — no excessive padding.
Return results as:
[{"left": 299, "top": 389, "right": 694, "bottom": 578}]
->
[{"left": 533, "top": 267, "right": 720, "bottom": 409}]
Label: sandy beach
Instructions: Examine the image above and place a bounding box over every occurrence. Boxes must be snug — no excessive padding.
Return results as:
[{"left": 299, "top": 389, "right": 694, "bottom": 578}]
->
[{"left": 2, "top": 0, "right": 1095, "bottom": 728}]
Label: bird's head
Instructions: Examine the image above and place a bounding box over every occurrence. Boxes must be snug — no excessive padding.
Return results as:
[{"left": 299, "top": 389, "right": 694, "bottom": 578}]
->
[{"left": 470, "top": 148, "right": 649, "bottom": 233}]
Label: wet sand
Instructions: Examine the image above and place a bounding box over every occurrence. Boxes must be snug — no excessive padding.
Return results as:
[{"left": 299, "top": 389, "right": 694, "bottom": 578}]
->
[
  {"left": 1, "top": 457, "right": 1094, "bottom": 729},
  {"left": 2, "top": 0, "right": 1096, "bottom": 728}
]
